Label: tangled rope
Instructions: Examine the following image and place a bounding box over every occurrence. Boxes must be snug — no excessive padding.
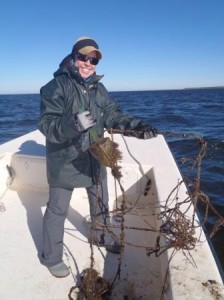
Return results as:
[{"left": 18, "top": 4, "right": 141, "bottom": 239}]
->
[{"left": 73, "top": 129, "right": 224, "bottom": 299}]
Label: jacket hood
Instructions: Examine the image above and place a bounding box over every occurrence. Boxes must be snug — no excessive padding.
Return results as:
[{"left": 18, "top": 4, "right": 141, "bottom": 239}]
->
[{"left": 53, "top": 55, "right": 103, "bottom": 84}]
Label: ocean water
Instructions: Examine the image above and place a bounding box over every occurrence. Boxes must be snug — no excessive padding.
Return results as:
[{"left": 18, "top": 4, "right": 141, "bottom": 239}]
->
[{"left": 0, "top": 88, "right": 224, "bottom": 274}]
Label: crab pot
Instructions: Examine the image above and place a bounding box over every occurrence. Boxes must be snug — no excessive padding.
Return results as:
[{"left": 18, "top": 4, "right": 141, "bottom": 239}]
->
[{"left": 89, "top": 137, "right": 122, "bottom": 168}]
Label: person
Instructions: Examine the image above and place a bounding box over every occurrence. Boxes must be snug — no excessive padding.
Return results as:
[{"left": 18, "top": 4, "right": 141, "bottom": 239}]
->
[{"left": 38, "top": 36, "right": 157, "bottom": 278}]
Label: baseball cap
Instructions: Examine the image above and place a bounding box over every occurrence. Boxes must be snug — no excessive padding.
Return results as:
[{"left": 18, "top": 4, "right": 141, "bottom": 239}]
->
[{"left": 71, "top": 37, "right": 102, "bottom": 60}]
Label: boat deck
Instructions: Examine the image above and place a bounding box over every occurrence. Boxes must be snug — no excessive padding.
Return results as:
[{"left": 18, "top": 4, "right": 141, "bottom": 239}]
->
[{"left": 0, "top": 131, "right": 223, "bottom": 299}]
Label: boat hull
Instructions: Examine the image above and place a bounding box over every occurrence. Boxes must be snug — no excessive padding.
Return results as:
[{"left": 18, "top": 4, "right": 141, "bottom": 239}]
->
[{"left": 0, "top": 130, "right": 223, "bottom": 299}]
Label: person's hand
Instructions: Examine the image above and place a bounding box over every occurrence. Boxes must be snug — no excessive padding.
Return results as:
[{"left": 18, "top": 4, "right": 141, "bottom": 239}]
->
[
  {"left": 142, "top": 127, "right": 157, "bottom": 139},
  {"left": 76, "top": 111, "right": 96, "bottom": 131},
  {"left": 134, "top": 124, "right": 158, "bottom": 139}
]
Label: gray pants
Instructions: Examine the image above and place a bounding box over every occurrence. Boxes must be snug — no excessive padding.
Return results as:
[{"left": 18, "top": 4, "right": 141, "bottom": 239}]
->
[{"left": 42, "top": 178, "right": 109, "bottom": 267}]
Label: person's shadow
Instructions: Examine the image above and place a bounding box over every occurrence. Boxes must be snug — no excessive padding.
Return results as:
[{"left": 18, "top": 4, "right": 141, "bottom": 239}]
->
[{"left": 16, "top": 140, "right": 46, "bottom": 156}]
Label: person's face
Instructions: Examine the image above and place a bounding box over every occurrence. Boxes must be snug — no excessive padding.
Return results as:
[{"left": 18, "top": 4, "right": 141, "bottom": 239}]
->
[{"left": 75, "top": 50, "right": 98, "bottom": 79}]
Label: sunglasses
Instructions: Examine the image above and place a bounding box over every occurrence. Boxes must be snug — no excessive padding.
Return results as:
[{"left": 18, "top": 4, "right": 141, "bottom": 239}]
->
[{"left": 76, "top": 53, "right": 99, "bottom": 66}]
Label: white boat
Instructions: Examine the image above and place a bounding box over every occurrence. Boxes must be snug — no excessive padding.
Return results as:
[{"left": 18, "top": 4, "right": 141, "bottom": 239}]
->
[{"left": 0, "top": 130, "right": 223, "bottom": 300}]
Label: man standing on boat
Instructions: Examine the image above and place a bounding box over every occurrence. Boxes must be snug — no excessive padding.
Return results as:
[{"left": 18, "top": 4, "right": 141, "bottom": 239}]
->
[{"left": 38, "top": 36, "right": 157, "bottom": 278}]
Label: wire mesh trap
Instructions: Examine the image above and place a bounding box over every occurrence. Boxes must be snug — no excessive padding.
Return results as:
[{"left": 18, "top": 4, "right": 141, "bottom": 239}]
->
[
  {"left": 69, "top": 129, "right": 224, "bottom": 300},
  {"left": 89, "top": 137, "right": 123, "bottom": 179}
]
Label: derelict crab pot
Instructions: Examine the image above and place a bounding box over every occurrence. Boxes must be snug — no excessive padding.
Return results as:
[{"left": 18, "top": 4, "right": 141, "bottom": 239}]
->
[{"left": 89, "top": 137, "right": 122, "bottom": 168}]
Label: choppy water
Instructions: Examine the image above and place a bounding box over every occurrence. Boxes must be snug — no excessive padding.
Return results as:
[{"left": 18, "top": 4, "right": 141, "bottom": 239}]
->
[{"left": 0, "top": 88, "right": 224, "bottom": 275}]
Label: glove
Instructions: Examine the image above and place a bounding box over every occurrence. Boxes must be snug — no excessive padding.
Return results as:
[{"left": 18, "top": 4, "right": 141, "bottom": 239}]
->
[
  {"left": 143, "top": 127, "right": 157, "bottom": 139},
  {"left": 76, "top": 111, "right": 96, "bottom": 131},
  {"left": 134, "top": 124, "right": 158, "bottom": 139}
]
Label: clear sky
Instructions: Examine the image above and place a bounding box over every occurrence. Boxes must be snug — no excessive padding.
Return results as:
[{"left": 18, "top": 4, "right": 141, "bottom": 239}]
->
[{"left": 0, "top": 0, "right": 223, "bottom": 94}]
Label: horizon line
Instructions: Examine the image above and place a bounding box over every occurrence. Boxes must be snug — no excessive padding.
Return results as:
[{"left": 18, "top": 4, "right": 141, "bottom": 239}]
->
[{"left": 0, "top": 86, "right": 224, "bottom": 96}]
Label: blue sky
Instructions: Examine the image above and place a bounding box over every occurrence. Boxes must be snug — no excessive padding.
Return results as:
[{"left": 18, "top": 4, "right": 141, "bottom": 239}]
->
[{"left": 0, "top": 0, "right": 223, "bottom": 94}]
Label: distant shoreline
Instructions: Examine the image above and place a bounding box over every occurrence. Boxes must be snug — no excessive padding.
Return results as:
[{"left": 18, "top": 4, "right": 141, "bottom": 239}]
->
[
  {"left": 183, "top": 86, "right": 224, "bottom": 90},
  {"left": 0, "top": 86, "right": 224, "bottom": 96}
]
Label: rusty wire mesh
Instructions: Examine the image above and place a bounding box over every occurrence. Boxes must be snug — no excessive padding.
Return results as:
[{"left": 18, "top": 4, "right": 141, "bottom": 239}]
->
[{"left": 72, "top": 129, "right": 224, "bottom": 299}]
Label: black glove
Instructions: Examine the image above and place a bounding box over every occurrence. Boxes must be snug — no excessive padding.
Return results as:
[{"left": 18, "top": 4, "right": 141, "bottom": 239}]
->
[{"left": 133, "top": 124, "right": 158, "bottom": 139}]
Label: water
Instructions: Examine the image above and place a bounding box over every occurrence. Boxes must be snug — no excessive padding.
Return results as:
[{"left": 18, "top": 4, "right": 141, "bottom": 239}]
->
[{"left": 0, "top": 88, "right": 224, "bottom": 274}]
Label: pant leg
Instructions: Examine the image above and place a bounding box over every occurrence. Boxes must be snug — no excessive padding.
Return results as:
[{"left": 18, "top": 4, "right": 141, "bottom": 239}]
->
[
  {"left": 42, "top": 187, "right": 73, "bottom": 267},
  {"left": 86, "top": 177, "right": 110, "bottom": 226}
]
